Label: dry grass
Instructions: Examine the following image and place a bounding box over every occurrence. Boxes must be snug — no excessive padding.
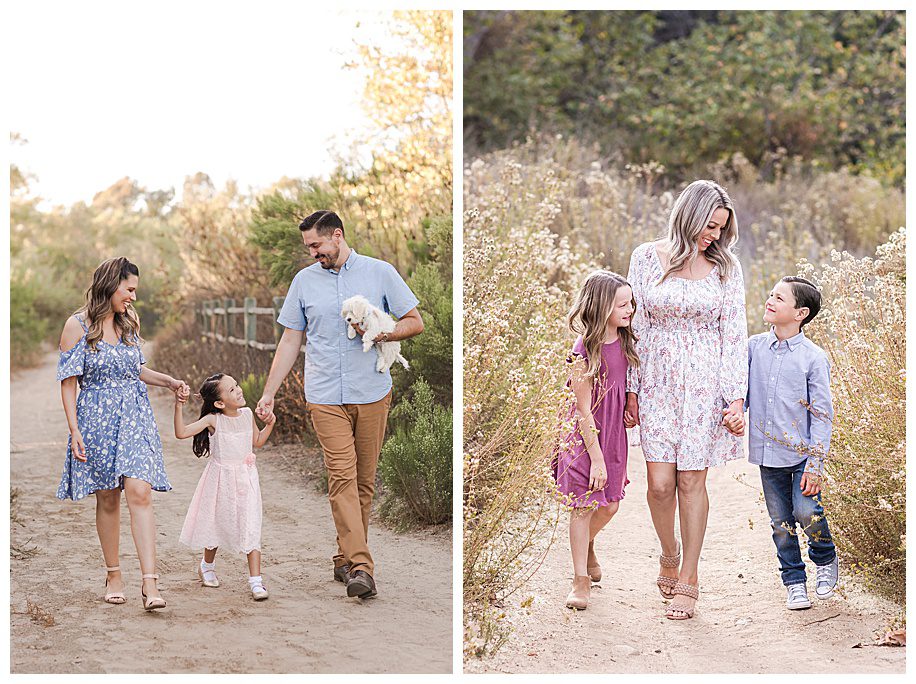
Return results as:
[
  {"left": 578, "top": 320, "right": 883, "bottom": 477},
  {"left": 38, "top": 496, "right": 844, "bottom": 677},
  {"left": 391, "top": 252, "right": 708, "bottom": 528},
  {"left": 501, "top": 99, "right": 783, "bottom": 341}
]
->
[{"left": 799, "top": 229, "right": 906, "bottom": 602}]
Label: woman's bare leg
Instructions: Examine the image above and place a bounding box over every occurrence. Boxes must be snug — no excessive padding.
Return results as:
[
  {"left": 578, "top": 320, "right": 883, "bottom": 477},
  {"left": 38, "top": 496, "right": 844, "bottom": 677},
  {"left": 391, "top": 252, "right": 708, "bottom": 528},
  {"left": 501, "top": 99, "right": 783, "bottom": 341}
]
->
[
  {"left": 123, "top": 477, "right": 162, "bottom": 601},
  {"left": 671, "top": 468, "right": 709, "bottom": 616},
  {"left": 95, "top": 488, "right": 123, "bottom": 594},
  {"left": 646, "top": 462, "right": 680, "bottom": 585}
]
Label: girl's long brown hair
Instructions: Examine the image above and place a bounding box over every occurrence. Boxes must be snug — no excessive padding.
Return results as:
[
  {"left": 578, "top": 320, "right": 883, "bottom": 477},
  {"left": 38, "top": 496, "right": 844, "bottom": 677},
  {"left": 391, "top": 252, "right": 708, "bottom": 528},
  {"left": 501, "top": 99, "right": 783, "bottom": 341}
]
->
[
  {"left": 77, "top": 257, "right": 142, "bottom": 352},
  {"left": 567, "top": 270, "right": 639, "bottom": 380},
  {"left": 193, "top": 373, "right": 226, "bottom": 458}
]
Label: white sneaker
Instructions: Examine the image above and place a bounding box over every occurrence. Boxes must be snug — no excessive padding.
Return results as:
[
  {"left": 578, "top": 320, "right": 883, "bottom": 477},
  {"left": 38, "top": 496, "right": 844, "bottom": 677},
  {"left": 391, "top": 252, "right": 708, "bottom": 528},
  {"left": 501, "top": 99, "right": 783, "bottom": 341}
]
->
[
  {"left": 786, "top": 583, "right": 812, "bottom": 610},
  {"left": 815, "top": 557, "right": 839, "bottom": 599}
]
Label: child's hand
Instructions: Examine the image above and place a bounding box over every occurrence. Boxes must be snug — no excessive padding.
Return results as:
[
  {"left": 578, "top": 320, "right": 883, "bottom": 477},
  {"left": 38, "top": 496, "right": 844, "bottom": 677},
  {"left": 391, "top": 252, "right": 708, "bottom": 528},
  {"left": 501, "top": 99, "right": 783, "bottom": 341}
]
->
[
  {"left": 800, "top": 471, "right": 821, "bottom": 496},
  {"left": 588, "top": 458, "right": 607, "bottom": 492},
  {"left": 263, "top": 410, "right": 277, "bottom": 426},
  {"left": 624, "top": 394, "right": 639, "bottom": 428}
]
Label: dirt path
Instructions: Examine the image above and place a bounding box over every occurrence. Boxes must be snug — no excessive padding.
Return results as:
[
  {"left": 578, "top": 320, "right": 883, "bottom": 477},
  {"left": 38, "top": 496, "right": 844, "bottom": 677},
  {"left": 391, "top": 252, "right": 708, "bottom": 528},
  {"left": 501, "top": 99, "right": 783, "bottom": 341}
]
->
[
  {"left": 466, "top": 442, "right": 905, "bottom": 674},
  {"left": 10, "top": 352, "right": 452, "bottom": 674}
]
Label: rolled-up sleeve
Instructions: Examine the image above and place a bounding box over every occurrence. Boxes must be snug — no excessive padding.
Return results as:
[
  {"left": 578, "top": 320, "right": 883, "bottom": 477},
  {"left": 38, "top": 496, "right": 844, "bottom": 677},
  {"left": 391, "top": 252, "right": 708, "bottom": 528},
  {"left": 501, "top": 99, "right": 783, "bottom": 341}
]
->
[
  {"left": 381, "top": 263, "right": 420, "bottom": 318},
  {"left": 277, "top": 274, "right": 306, "bottom": 331},
  {"left": 626, "top": 246, "right": 646, "bottom": 394},
  {"left": 805, "top": 354, "right": 834, "bottom": 474},
  {"left": 718, "top": 258, "right": 749, "bottom": 404}
]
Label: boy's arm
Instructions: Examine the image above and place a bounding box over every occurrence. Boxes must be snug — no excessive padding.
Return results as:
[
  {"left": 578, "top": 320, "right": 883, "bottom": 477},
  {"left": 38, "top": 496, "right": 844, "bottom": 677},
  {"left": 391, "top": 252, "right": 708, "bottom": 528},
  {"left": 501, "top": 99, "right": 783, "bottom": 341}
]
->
[{"left": 805, "top": 354, "right": 834, "bottom": 474}]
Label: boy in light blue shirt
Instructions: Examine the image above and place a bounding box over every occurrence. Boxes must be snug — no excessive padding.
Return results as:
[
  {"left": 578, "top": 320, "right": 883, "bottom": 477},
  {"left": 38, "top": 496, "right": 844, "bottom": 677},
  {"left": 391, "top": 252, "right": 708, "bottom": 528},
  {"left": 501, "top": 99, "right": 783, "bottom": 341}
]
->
[{"left": 726, "top": 276, "right": 838, "bottom": 610}]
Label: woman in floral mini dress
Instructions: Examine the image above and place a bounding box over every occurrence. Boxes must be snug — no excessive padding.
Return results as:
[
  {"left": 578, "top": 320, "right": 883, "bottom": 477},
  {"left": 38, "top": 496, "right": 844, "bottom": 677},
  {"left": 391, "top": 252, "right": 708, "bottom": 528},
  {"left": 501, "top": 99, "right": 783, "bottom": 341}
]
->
[
  {"left": 57, "top": 257, "right": 189, "bottom": 610},
  {"left": 624, "top": 180, "right": 748, "bottom": 620}
]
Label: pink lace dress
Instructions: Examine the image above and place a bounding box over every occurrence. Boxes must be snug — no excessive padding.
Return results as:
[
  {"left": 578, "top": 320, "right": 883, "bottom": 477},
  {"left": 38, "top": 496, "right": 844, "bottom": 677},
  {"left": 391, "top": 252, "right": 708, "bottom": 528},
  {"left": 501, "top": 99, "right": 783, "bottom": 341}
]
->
[
  {"left": 626, "top": 242, "right": 748, "bottom": 471},
  {"left": 179, "top": 407, "right": 262, "bottom": 553}
]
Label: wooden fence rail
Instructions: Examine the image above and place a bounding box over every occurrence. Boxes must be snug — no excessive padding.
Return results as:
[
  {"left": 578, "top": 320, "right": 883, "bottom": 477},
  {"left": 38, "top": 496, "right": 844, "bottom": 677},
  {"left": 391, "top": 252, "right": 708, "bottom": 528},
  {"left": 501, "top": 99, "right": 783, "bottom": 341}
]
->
[{"left": 198, "top": 297, "right": 306, "bottom": 352}]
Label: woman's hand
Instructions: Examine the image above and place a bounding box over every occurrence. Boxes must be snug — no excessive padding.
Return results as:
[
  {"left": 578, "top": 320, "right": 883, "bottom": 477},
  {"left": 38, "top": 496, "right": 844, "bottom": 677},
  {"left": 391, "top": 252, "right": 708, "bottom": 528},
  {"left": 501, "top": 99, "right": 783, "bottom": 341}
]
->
[
  {"left": 256, "top": 393, "right": 275, "bottom": 421},
  {"left": 70, "top": 429, "right": 88, "bottom": 462},
  {"left": 588, "top": 456, "right": 608, "bottom": 492},
  {"left": 722, "top": 399, "right": 746, "bottom": 436},
  {"left": 624, "top": 393, "right": 639, "bottom": 428}
]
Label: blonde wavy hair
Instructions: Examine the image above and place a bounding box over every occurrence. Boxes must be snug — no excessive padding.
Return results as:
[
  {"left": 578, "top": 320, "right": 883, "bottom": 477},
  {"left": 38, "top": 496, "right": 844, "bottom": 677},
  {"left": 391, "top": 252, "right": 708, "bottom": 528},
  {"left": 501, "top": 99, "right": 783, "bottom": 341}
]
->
[
  {"left": 661, "top": 179, "right": 738, "bottom": 283},
  {"left": 77, "top": 257, "right": 142, "bottom": 352},
  {"left": 567, "top": 270, "right": 639, "bottom": 380}
]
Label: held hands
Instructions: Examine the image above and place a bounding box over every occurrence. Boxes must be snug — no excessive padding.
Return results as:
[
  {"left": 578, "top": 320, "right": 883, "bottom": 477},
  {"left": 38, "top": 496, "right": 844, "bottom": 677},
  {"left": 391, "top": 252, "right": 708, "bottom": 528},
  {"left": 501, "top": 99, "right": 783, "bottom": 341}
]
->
[
  {"left": 800, "top": 471, "right": 821, "bottom": 496},
  {"left": 256, "top": 393, "right": 275, "bottom": 421},
  {"left": 721, "top": 401, "right": 746, "bottom": 437},
  {"left": 623, "top": 394, "right": 639, "bottom": 428},
  {"left": 588, "top": 456, "right": 608, "bottom": 492},
  {"left": 261, "top": 410, "right": 277, "bottom": 426},
  {"left": 170, "top": 377, "right": 191, "bottom": 403}
]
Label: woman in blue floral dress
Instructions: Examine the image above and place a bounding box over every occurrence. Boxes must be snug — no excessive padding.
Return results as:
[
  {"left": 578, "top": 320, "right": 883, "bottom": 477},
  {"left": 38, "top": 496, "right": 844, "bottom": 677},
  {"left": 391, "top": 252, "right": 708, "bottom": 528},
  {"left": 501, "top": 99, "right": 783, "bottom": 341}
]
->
[{"left": 58, "top": 257, "right": 189, "bottom": 610}]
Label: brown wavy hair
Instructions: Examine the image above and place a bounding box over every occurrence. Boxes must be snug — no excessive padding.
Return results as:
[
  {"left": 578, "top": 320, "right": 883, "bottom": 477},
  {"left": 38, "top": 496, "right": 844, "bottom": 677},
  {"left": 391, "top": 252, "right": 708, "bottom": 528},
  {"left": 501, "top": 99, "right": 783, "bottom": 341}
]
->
[
  {"left": 660, "top": 179, "right": 739, "bottom": 284},
  {"left": 77, "top": 257, "right": 142, "bottom": 352},
  {"left": 567, "top": 270, "right": 639, "bottom": 379}
]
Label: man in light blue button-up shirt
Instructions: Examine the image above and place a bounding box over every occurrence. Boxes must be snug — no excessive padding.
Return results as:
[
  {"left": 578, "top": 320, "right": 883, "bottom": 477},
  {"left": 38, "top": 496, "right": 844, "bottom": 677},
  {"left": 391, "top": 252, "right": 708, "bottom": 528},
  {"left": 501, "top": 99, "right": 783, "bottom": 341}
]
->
[
  {"left": 731, "top": 276, "right": 838, "bottom": 609},
  {"left": 257, "top": 210, "right": 423, "bottom": 599}
]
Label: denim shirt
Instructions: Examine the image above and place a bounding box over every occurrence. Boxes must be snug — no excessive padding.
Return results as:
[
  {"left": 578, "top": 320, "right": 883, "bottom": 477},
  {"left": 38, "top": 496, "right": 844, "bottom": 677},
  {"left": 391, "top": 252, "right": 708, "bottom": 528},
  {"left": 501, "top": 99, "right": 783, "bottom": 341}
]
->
[
  {"left": 746, "top": 329, "right": 833, "bottom": 473},
  {"left": 277, "top": 250, "right": 419, "bottom": 405}
]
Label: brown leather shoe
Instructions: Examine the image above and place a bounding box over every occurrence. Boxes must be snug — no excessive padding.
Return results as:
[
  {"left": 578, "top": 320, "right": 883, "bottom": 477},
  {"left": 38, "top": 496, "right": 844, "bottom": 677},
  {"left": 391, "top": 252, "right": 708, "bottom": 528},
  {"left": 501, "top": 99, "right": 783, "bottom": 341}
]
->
[
  {"left": 333, "top": 564, "right": 351, "bottom": 584},
  {"left": 346, "top": 570, "right": 377, "bottom": 598}
]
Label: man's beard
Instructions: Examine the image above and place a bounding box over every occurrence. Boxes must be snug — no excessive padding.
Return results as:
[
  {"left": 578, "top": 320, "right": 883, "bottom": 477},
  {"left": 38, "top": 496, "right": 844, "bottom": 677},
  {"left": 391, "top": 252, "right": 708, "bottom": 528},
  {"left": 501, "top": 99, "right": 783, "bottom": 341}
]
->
[{"left": 316, "top": 249, "right": 339, "bottom": 269}]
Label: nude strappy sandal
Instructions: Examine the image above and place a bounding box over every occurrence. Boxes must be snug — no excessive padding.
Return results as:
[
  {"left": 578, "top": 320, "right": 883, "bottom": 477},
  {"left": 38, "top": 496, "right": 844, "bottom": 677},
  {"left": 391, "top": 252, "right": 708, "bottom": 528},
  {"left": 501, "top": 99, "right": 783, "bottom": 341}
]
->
[
  {"left": 141, "top": 573, "right": 167, "bottom": 611},
  {"left": 103, "top": 565, "right": 126, "bottom": 604},
  {"left": 657, "top": 542, "right": 681, "bottom": 599},
  {"left": 586, "top": 540, "right": 602, "bottom": 583},
  {"left": 666, "top": 582, "right": 699, "bottom": 620}
]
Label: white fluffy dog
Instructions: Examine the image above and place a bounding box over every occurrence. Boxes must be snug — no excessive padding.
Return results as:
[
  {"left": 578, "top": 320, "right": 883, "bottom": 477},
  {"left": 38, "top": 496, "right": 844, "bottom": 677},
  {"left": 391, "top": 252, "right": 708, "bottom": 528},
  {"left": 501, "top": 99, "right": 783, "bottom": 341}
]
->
[{"left": 341, "top": 294, "right": 409, "bottom": 373}]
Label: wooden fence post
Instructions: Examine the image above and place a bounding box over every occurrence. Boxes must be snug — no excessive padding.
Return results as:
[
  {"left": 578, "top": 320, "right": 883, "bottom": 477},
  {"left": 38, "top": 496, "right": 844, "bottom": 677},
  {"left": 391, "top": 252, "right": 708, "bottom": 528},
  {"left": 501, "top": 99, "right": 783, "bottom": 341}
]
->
[
  {"left": 244, "top": 297, "right": 257, "bottom": 348},
  {"left": 224, "top": 298, "right": 234, "bottom": 339},
  {"left": 273, "top": 296, "right": 285, "bottom": 343}
]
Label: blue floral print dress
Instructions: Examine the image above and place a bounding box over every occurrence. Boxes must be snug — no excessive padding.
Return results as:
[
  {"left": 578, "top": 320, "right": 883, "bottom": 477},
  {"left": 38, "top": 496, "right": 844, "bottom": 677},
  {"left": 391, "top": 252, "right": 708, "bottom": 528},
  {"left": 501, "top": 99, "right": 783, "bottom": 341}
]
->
[{"left": 56, "top": 315, "right": 171, "bottom": 500}]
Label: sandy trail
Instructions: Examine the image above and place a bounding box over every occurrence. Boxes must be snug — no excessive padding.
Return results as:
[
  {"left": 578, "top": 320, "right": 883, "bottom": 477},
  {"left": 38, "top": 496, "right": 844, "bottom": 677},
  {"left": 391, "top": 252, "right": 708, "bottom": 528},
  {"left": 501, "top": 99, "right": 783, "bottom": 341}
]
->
[
  {"left": 466, "top": 442, "right": 904, "bottom": 674},
  {"left": 10, "top": 352, "right": 452, "bottom": 674}
]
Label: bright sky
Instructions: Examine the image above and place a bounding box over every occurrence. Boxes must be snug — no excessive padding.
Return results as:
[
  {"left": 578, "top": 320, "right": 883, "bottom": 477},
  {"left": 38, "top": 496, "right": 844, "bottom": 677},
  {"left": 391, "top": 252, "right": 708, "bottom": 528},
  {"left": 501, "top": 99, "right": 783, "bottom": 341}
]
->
[{"left": 8, "top": 2, "right": 390, "bottom": 207}]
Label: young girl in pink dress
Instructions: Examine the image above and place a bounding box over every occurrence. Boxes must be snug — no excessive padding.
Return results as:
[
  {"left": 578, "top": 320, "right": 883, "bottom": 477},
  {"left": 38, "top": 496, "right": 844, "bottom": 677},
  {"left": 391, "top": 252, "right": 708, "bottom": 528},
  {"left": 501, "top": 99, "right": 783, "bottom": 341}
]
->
[
  {"left": 174, "top": 373, "right": 276, "bottom": 600},
  {"left": 554, "top": 271, "right": 639, "bottom": 610}
]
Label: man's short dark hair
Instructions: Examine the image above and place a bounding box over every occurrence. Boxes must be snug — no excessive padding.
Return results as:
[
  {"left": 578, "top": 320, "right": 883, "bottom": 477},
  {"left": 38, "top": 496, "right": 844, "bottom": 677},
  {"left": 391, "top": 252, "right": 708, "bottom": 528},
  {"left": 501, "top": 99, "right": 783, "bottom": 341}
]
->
[
  {"left": 299, "top": 210, "right": 344, "bottom": 237},
  {"left": 781, "top": 276, "right": 821, "bottom": 328}
]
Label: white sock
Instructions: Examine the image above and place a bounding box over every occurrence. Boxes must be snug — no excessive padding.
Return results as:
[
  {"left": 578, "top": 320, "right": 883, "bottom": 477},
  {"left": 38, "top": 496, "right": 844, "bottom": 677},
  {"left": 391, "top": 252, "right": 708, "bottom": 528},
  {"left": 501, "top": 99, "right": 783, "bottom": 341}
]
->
[
  {"left": 201, "top": 559, "right": 216, "bottom": 571},
  {"left": 248, "top": 575, "right": 263, "bottom": 587}
]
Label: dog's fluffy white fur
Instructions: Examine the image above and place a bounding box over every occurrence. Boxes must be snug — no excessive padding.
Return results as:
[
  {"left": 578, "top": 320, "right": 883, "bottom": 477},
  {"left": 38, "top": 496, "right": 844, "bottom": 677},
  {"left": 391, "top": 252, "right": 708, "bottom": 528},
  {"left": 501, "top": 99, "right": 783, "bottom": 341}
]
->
[{"left": 341, "top": 295, "right": 409, "bottom": 373}]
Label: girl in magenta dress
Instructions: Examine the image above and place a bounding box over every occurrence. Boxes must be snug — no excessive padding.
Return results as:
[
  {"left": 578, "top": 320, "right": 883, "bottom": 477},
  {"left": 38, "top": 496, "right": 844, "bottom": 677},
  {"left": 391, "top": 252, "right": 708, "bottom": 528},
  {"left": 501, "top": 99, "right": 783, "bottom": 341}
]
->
[{"left": 554, "top": 270, "right": 638, "bottom": 610}]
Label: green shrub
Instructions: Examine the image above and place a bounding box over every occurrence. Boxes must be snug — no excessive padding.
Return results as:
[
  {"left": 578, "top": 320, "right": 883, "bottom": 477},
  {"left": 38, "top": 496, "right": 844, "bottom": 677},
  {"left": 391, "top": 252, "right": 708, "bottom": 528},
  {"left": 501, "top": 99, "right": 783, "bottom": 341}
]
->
[{"left": 378, "top": 377, "right": 452, "bottom": 528}]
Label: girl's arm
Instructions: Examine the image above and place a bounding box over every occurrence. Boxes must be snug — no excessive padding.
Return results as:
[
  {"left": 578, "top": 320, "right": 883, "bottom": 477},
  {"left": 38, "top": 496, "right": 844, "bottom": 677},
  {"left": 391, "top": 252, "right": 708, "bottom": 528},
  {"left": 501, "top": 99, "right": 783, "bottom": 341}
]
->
[
  {"left": 252, "top": 410, "right": 277, "bottom": 448},
  {"left": 569, "top": 358, "right": 607, "bottom": 491},
  {"left": 174, "top": 402, "right": 217, "bottom": 439}
]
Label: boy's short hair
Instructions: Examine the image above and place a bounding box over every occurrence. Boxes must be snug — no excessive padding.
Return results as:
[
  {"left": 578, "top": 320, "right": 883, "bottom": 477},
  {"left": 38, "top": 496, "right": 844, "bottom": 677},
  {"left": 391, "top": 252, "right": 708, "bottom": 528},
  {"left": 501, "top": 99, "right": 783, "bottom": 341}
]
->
[
  {"left": 299, "top": 210, "right": 345, "bottom": 237},
  {"left": 781, "top": 276, "right": 821, "bottom": 328}
]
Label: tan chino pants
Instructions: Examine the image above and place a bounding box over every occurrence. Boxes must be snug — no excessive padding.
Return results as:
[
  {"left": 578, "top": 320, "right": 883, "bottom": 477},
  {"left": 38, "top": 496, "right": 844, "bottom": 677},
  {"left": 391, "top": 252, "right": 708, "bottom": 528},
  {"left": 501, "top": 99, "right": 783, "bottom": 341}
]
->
[{"left": 307, "top": 391, "right": 392, "bottom": 576}]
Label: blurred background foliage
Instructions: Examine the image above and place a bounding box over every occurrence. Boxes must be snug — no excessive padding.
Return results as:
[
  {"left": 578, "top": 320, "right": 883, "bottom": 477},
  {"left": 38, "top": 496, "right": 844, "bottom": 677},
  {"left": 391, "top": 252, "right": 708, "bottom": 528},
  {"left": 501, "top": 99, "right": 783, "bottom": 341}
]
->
[{"left": 464, "top": 10, "right": 904, "bottom": 186}]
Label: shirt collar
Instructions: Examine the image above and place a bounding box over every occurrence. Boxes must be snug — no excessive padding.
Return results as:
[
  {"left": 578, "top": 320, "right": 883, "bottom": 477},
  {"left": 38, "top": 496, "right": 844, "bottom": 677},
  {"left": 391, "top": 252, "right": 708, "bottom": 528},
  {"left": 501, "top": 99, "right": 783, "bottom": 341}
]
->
[
  {"left": 767, "top": 328, "right": 806, "bottom": 350},
  {"left": 329, "top": 249, "right": 358, "bottom": 274}
]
